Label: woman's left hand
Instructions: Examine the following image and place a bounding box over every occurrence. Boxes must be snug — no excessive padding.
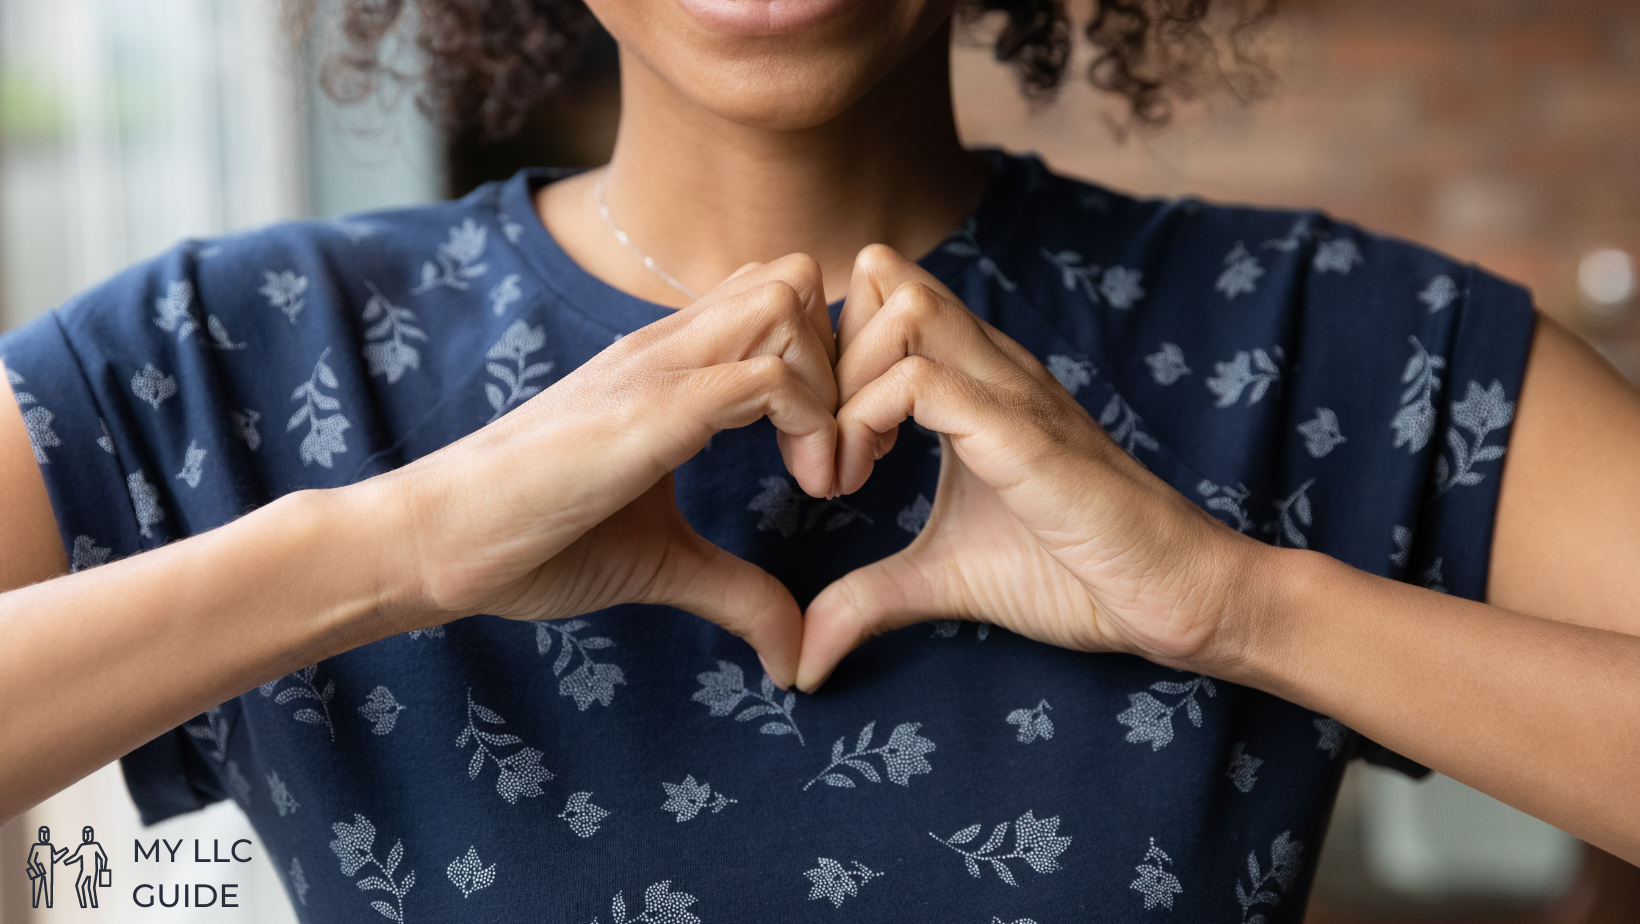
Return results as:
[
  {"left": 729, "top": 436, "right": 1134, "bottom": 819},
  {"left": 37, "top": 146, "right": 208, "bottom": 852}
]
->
[{"left": 795, "top": 245, "right": 1273, "bottom": 692}]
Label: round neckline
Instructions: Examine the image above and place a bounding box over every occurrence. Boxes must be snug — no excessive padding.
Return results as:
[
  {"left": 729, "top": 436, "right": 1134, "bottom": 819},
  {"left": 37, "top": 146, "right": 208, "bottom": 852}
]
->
[{"left": 497, "top": 145, "right": 1040, "bottom": 335}]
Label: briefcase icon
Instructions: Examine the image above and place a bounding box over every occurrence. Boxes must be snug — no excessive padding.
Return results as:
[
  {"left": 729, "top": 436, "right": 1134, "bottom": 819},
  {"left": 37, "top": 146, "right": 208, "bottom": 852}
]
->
[
  {"left": 27, "top": 865, "right": 43, "bottom": 881},
  {"left": 97, "top": 867, "right": 111, "bottom": 888}
]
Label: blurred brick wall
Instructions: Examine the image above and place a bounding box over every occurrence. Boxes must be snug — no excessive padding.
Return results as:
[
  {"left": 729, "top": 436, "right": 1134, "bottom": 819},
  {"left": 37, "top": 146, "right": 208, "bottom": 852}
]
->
[{"left": 953, "top": 0, "right": 1640, "bottom": 337}]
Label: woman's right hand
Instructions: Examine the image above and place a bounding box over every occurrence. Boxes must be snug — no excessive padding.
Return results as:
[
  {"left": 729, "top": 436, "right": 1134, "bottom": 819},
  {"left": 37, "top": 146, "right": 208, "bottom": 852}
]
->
[{"left": 359, "top": 254, "right": 839, "bottom": 686}]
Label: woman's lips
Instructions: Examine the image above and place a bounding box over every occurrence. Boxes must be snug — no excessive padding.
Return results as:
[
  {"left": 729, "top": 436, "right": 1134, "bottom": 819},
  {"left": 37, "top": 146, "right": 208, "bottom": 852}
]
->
[{"left": 675, "top": 0, "right": 863, "bottom": 34}]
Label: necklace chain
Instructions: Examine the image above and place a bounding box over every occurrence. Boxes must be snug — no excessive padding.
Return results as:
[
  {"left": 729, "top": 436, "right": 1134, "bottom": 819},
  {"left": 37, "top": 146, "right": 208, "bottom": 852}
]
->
[
  {"left": 594, "top": 170, "right": 702, "bottom": 301},
  {"left": 593, "top": 156, "right": 992, "bottom": 305}
]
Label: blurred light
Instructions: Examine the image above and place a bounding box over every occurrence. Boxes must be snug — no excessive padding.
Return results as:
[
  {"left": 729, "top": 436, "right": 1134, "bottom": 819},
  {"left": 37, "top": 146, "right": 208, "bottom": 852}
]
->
[{"left": 1578, "top": 247, "right": 1635, "bottom": 320}]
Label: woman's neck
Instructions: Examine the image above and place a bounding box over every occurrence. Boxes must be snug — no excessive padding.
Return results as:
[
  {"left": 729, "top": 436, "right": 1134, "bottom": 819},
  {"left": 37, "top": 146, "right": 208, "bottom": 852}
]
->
[{"left": 537, "top": 21, "right": 986, "bottom": 306}]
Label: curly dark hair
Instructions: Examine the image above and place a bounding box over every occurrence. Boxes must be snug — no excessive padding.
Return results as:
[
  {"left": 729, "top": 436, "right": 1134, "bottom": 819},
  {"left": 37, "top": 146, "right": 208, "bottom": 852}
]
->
[{"left": 288, "top": 0, "right": 1279, "bottom": 141}]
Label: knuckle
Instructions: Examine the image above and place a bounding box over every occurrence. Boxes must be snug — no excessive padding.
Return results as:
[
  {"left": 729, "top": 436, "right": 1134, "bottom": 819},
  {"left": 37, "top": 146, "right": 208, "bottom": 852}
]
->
[
  {"left": 854, "top": 242, "right": 904, "bottom": 276},
  {"left": 893, "top": 354, "right": 938, "bottom": 388},
  {"left": 753, "top": 279, "right": 805, "bottom": 323},
  {"left": 887, "top": 281, "right": 942, "bottom": 328},
  {"left": 743, "top": 352, "right": 787, "bottom": 385}
]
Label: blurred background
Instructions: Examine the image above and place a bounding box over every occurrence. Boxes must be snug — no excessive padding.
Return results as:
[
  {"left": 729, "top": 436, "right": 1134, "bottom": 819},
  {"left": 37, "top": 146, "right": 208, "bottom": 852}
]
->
[{"left": 1, "top": 0, "right": 1636, "bottom": 921}]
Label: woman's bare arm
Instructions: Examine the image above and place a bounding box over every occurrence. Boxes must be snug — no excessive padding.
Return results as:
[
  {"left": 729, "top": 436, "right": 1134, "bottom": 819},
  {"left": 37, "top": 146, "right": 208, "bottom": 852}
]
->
[
  {"left": 1222, "top": 313, "right": 1640, "bottom": 865},
  {"left": 0, "top": 361, "right": 413, "bottom": 822}
]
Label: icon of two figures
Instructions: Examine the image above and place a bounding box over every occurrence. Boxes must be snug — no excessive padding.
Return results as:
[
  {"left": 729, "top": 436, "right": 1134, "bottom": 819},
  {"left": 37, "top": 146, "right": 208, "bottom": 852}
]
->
[{"left": 27, "top": 825, "right": 108, "bottom": 909}]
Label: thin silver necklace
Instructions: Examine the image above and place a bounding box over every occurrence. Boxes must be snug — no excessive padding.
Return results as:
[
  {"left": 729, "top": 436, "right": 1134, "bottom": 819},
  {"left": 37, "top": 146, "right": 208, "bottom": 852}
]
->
[
  {"left": 592, "top": 156, "right": 992, "bottom": 304},
  {"left": 594, "top": 170, "right": 701, "bottom": 301}
]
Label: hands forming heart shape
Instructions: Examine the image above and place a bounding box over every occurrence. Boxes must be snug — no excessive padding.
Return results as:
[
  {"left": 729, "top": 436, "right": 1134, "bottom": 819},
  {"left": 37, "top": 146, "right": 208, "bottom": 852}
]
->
[{"left": 383, "top": 244, "right": 1270, "bottom": 697}]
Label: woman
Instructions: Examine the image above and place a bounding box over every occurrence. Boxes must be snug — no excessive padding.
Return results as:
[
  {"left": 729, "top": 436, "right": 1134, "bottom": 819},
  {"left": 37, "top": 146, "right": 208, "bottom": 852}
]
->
[{"left": 1, "top": 1, "right": 1637, "bottom": 921}]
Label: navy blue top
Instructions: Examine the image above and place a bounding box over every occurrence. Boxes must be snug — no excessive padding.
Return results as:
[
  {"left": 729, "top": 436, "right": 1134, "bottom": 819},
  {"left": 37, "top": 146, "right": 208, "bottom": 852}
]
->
[{"left": 1, "top": 146, "right": 1537, "bottom": 923}]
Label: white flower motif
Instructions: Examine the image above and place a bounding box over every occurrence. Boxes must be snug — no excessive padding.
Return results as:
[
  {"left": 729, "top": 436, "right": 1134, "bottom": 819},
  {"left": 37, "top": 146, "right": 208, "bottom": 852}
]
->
[
  {"left": 7, "top": 368, "right": 62, "bottom": 463},
  {"left": 328, "top": 813, "right": 414, "bottom": 921},
  {"left": 1236, "top": 830, "right": 1304, "bottom": 923},
  {"left": 488, "top": 273, "right": 523, "bottom": 316},
  {"left": 1130, "top": 837, "right": 1183, "bottom": 910},
  {"left": 1145, "top": 342, "right": 1191, "bottom": 385},
  {"left": 1296, "top": 407, "right": 1346, "bottom": 458},
  {"left": 152, "top": 280, "right": 198, "bottom": 339},
  {"left": 127, "top": 470, "right": 165, "bottom": 539},
  {"left": 1262, "top": 477, "right": 1317, "bottom": 549},
  {"left": 802, "top": 858, "right": 880, "bottom": 908},
  {"left": 592, "top": 880, "right": 699, "bottom": 924},
  {"left": 1006, "top": 700, "right": 1054, "bottom": 744},
  {"left": 261, "top": 664, "right": 336, "bottom": 739},
  {"left": 1196, "top": 478, "right": 1253, "bottom": 533},
  {"left": 69, "top": 535, "right": 113, "bottom": 573},
  {"left": 287, "top": 856, "right": 309, "bottom": 906},
  {"left": 258, "top": 270, "right": 309, "bottom": 323},
  {"left": 287, "top": 347, "right": 351, "bottom": 468},
  {"left": 1433, "top": 379, "right": 1514, "bottom": 495},
  {"left": 896, "top": 493, "right": 932, "bottom": 534},
  {"left": 660, "top": 774, "right": 736, "bottom": 822},
  {"left": 558, "top": 791, "right": 608, "bottom": 838},
  {"left": 446, "top": 845, "right": 496, "bottom": 899},
  {"left": 358, "top": 685, "right": 406, "bottom": 735},
  {"left": 456, "top": 688, "right": 553, "bottom": 804},
  {"left": 1419, "top": 273, "right": 1459, "bottom": 312},
  {"left": 483, "top": 319, "right": 553, "bottom": 421},
  {"left": 1116, "top": 673, "right": 1217, "bottom": 750},
  {"left": 536, "top": 619, "right": 625, "bottom": 709},
  {"left": 131, "top": 363, "right": 178, "bottom": 410},
  {"left": 1100, "top": 265, "right": 1146, "bottom": 308},
  {"left": 414, "top": 219, "right": 489, "bottom": 293},
  {"left": 1313, "top": 236, "right": 1363, "bottom": 274},
  {"left": 691, "top": 658, "right": 805, "bottom": 743},
  {"left": 930, "top": 810, "right": 1072, "bottom": 886},
  {"left": 1099, "top": 392, "right": 1161, "bottom": 455},
  {"left": 1206, "top": 347, "right": 1282, "bottom": 407},
  {"left": 231, "top": 408, "right": 262, "bottom": 451},
  {"left": 1216, "top": 242, "right": 1264, "bottom": 299},
  {"left": 1046, "top": 354, "right": 1095, "bottom": 395},
  {"left": 1226, "top": 741, "right": 1262, "bottom": 793},
  {"left": 175, "top": 440, "right": 207, "bottom": 488},
  {"left": 360, "top": 281, "right": 428, "bottom": 385},
  {"left": 268, "top": 771, "right": 299, "bottom": 817},
  {"left": 1313, "top": 716, "right": 1346, "bottom": 758},
  {"left": 1390, "top": 335, "right": 1445, "bottom": 453},
  {"left": 804, "top": 720, "right": 935, "bottom": 790}
]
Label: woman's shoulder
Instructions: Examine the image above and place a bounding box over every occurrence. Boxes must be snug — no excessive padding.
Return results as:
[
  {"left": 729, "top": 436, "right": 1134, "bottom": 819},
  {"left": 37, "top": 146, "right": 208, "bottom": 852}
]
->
[{"left": 1019, "top": 150, "right": 1530, "bottom": 323}]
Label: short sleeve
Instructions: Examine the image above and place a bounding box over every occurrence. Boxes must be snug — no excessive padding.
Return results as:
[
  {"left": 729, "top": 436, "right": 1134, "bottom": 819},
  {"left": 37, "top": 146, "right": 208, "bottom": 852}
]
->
[
  {"left": 1353, "top": 260, "right": 1540, "bottom": 778},
  {"left": 0, "top": 245, "right": 242, "bottom": 824}
]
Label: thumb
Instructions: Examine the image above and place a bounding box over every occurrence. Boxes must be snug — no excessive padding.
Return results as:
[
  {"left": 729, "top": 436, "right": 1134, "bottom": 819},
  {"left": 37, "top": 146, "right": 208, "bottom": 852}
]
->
[
  {"left": 650, "top": 526, "right": 803, "bottom": 690},
  {"left": 797, "top": 552, "right": 948, "bottom": 693}
]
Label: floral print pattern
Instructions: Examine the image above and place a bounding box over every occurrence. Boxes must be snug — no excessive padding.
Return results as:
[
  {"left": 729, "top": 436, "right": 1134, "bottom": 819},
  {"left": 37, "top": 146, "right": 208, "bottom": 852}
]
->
[
  {"left": 536, "top": 619, "right": 626, "bottom": 709},
  {"left": 930, "top": 810, "right": 1073, "bottom": 886},
  {"left": 691, "top": 658, "right": 805, "bottom": 744},
  {"left": 456, "top": 688, "right": 553, "bottom": 803},
  {"left": 804, "top": 720, "right": 936, "bottom": 790}
]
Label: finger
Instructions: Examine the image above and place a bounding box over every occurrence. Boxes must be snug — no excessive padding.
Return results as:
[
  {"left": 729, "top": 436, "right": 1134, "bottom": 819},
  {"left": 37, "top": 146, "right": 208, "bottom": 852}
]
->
[
  {"left": 835, "top": 355, "right": 1018, "bottom": 496},
  {"left": 683, "top": 259, "right": 838, "bottom": 414},
  {"left": 837, "top": 243, "right": 964, "bottom": 353},
  {"left": 688, "top": 253, "right": 836, "bottom": 369},
  {"left": 692, "top": 354, "right": 838, "bottom": 498},
  {"left": 840, "top": 243, "right": 1055, "bottom": 390},
  {"left": 796, "top": 551, "right": 949, "bottom": 694},
  {"left": 653, "top": 523, "right": 804, "bottom": 690},
  {"left": 835, "top": 280, "right": 1014, "bottom": 407}
]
